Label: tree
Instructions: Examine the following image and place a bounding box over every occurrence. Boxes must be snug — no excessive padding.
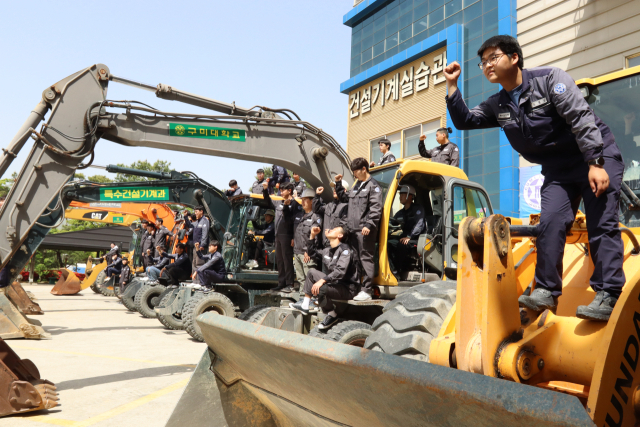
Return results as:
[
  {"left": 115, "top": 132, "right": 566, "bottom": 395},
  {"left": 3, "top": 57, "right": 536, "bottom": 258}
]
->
[
  {"left": 0, "top": 172, "right": 18, "bottom": 198},
  {"left": 114, "top": 160, "right": 172, "bottom": 182},
  {"left": 87, "top": 174, "right": 113, "bottom": 183}
]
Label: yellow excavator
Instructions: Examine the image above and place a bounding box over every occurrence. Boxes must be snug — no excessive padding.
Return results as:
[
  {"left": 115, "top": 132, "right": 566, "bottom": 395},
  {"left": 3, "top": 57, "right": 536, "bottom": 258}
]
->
[{"left": 166, "top": 66, "right": 640, "bottom": 426}]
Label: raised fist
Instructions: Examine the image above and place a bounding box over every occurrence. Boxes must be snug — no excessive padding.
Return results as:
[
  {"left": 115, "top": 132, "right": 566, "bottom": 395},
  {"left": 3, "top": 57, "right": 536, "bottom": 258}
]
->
[
  {"left": 443, "top": 61, "right": 461, "bottom": 84},
  {"left": 316, "top": 187, "right": 324, "bottom": 195}
]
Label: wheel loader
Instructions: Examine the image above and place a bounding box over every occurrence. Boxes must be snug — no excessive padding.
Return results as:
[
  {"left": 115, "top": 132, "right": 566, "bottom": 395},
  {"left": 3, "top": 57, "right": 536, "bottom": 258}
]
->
[{"left": 163, "top": 69, "right": 640, "bottom": 426}]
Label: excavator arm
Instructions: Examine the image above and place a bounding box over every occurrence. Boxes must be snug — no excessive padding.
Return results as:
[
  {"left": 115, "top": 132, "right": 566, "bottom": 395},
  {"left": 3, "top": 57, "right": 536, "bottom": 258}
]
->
[{"left": 0, "top": 64, "right": 351, "bottom": 273}]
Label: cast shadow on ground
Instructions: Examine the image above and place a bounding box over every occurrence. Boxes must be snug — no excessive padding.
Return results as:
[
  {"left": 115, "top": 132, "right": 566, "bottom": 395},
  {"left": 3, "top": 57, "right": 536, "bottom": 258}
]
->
[
  {"left": 55, "top": 364, "right": 195, "bottom": 391},
  {"left": 43, "top": 325, "right": 165, "bottom": 336}
]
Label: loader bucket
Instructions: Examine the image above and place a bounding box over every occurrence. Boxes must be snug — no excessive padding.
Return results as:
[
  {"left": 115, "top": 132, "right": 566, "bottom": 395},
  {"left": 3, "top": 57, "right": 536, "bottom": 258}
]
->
[
  {"left": 0, "top": 289, "right": 50, "bottom": 340},
  {"left": 7, "top": 282, "right": 43, "bottom": 315},
  {"left": 0, "top": 337, "right": 58, "bottom": 416},
  {"left": 50, "top": 269, "right": 82, "bottom": 295},
  {"left": 167, "top": 315, "right": 595, "bottom": 427},
  {"left": 80, "top": 261, "right": 106, "bottom": 291}
]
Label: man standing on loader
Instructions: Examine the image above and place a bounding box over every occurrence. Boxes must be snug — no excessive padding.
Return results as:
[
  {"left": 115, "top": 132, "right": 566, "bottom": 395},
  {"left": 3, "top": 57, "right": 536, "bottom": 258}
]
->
[
  {"left": 313, "top": 186, "right": 348, "bottom": 251},
  {"left": 263, "top": 180, "right": 299, "bottom": 293},
  {"left": 191, "top": 206, "right": 210, "bottom": 284},
  {"left": 335, "top": 158, "right": 383, "bottom": 301},
  {"left": 292, "top": 189, "right": 323, "bottom": 291},
  {"left": 444, "top": 35, "right": 625, "bottom": 321}
]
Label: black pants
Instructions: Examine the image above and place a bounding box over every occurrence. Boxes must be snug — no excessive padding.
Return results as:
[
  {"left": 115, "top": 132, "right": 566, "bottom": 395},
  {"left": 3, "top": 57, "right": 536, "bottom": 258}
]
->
[
  {"left": 275, "top": 236, "right": 294, "bottom": 287},
  {"left": 351, "top": 231, "right": 376, "bottom": 293},
  {"left": 197, "top": 269, "right": 225, "bottom": 287},
  {"left": 304, "top": 269, "right": 356, "bottom": 314},
  {"left": 161, "top": 268, "right": 190, "bottom": 286},
  {"left": 536, "top": 143, "right": 625, "bottom": 297},
  {"left": 388, "top": 238, "right": 418, "bottom": 272}
]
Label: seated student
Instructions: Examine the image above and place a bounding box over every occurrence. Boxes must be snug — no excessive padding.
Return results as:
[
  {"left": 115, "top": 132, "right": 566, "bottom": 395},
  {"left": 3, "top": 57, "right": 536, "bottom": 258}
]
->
[
  {"left": 246, "top": 209, "right": 276, "bottom": 269},
  {"left": 157, "top": 243, "right": 191, "bottom": 286},
  {"left": 192, "top": 241, "right": 226, "bottom": 288},
  {"left": 225, "top": 180, "right": 243, "bottom": 197},
  {"left": 387, "top": 185, "right": 425, "bottom": 275},
  {"left": 119, "top": 257, "right": 132, "bottom": 294},
  {"left": 290, "top": 225, "right": 360, "bottom": 331},
  {"left": 370, "top": 138, "right": 397, "bottom": 168},
  {"left": 105, "top": 253, "right": 122, "bottom": 281},
  {"left": 145, "top": 248, "right": 170, "bottom": 281}
]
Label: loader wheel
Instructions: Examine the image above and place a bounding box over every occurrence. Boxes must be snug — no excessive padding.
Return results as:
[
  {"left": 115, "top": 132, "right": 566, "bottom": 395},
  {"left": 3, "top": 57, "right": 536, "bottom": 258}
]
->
[
  {"left": 121, "top": 281, "right": 140, "bottom": 312},
  {"left": 364, "top": 281, "right": 456, "bottom": 362},
  {"left": 237, "top": 305, "right": 271, "bottom": 324},
  {"left": 100, "top": 278, "right": 116, "bottom": 297},
  {"left": 156, "top": 290, "right": 184, "bottom": 331},
  {"left": 184, "top": 292, "right": 235, "bottom": 342},
  {"left": 134, "top": 284, "right": 166, "bottom": 318},
  {"left": 91, "top": 271, "right": 106, "bottom": 294},
  {"left": 308, "top": 321, "right": 372, "bottom": 347}
]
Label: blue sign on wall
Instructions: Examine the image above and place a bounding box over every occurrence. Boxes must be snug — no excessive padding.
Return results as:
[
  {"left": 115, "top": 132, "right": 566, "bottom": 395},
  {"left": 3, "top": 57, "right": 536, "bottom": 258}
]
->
[{"left": 520, "top": 166, "right": 544, "bottom": 217}]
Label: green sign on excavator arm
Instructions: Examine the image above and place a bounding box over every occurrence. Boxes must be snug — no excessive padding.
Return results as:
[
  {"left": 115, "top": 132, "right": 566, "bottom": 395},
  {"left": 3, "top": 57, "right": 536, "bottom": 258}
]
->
[{"left": 99, "top": 187, "right": 170, "bottom": 202}]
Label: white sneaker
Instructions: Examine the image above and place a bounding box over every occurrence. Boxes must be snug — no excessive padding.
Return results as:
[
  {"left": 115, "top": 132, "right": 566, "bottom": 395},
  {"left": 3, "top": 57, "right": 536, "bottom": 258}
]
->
[{"left": 353, "top": 290, "right": 372, "bottom": 301}]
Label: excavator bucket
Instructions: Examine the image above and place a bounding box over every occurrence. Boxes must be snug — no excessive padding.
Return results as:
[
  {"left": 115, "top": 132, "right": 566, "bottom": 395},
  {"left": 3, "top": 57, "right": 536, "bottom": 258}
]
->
[
  {"left": 0, "top": 337, "right": 58, "bottom": 416},
  {"left": 0, "top": 288, "right": 50, "bottom": 340},
  {"left": 6, "top": 282, "right": 43, "bottom": 316},
  {"left": 50, "top": 268, "right": 82, "bottom": 296},
  {"left": 166, "top": 314, "right": 595, "bottom": 427}
]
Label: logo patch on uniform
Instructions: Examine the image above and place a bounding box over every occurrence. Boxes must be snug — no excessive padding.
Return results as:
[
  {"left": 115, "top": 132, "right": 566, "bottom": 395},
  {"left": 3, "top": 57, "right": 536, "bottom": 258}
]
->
[
  {"left": 498, "top": 112, "right": 510, "bottom": 119},
  {"left": 375, "top": 187, "right": 380, "bottom": 192},
  {"left": 342, "top": 250, "right": 349, "bottom": 255},
  {"left": 531, "top": 97, "right": 548, "bottom": 108},
  {"left": 553, "top": 83, "right": 566, "bottom": 94},
  {"left": 454, "top": 148, "right": 458, "bottom": 151},
  {"left": 417, "top": 210, "right": 421, "bottom": 214},
  {"left": 317, "top": 218, "right": 321, "bottom": 223}
]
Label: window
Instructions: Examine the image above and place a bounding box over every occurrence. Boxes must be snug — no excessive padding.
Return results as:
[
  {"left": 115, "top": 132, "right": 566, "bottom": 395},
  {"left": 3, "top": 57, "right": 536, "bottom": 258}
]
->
[
  {"left": 452, "top": 185, "right": 491, "bottom": 227},
  {"left": 403, "top": 125, "right": 421, "bottom": 157},
  {"left": 388, "top": 132, "right": 401, "bottom": 158},
  {"left": 628, "top": 54, "right": 640, "bottom": 68},
  {"left": 370, "top": 136, "right": 385, "bottom": 163}
]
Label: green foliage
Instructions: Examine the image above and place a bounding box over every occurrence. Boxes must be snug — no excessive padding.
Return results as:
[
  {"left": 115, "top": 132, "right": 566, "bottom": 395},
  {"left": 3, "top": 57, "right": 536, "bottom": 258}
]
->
[
  {"left": 51, "top": 219, "right": 107, "bottom": 235},
  {"left": 0, "top": 172, "right": 18, "bottom": 198},
  {"left": 33, "top": 248, "right": 95, "bottom": 278},
  {"left": 114, "top": 160, "right": 172, "bottom": 182},
  {"left": 88, "top": 174, "right": 113, "bottom": 183}
]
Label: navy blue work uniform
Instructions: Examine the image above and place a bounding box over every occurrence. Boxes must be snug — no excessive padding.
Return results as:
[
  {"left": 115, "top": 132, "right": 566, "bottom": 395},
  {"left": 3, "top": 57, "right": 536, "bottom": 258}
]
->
[
  {"left": 447, "top": 66, "right": 625, "bottom": 297},
  {"left": 388, "top": 203, "right": 425, "bottom": 273},
  {"left": 191, "top": 216, "right": 210, "bottom": 283},
  {"left": 269, "top": 165, "right": 291, "bottom": 195},
  {"left": 196, "top": 251, "right": 226, "bottom": 286},
  {"left": 264, "top": 189, "right": 299, "bottom": 288}
]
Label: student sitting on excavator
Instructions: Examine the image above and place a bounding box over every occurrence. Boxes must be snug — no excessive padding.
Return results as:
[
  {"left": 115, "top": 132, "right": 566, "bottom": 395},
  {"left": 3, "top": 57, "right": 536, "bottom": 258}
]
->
[
  {"left": 245, "top": 209, "right": 276, "bottom": 270},
  {"left": 290, "top": 225, "right": 360, "bottom": 331},
  {"left": 388, "top": 184, "right": 425, "bottom": 277},
  {"left": 192, "top": 241, "right": 226, "bottom": 289}
]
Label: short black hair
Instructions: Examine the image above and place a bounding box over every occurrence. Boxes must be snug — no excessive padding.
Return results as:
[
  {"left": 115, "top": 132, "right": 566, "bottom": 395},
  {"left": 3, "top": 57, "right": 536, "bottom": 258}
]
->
[
  {"left": 141, "top": 219, "right": 148, "bottom": 224},
  {"left": 477, "top": 35, "right": 524, "bottom": 69},
  {"left": 209, "top": 240, "right": 219, "bottom": 248},
  {"left": 229, "top": 179, "right": 237, "bottom": 187},
  {"left": 436, "top": 127, "right": 453, "bottom": 136},
  {"left": 350, "top": 157, "right": 369, "bottom": 172},
  {"left": 256, "top": 168, "right": 264, "bottom": 173},
  {"left": 281, "top": 182, "right": 295, "bottom": 192},
  {"left": 156, "top": 218, "right": 163, "bottom": 224},
  {"left": 176, "top": 242, "right": 187, "bottom": 250},
  {"left": 335, "top": 225, "right": 350, "bottom": 242},
  {"left": 378, "top": 138, "right": 391, "bottom": 148},
  {"left": 110, "top": 242, "right": 116, "bottom": 245},
  {"left": 194, "top": 205, "right": 205, "bottom": 212}
]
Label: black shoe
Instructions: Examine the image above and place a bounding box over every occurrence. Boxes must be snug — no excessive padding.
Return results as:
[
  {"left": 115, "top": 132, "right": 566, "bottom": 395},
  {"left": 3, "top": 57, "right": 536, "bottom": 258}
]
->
[
  {"left": 576, "top": 291, "right": 618, "bottom": 321},
  {"left": 518, "top": 288, "right": 557, "bottom": 312},
  {"left": 280, "top": 286, "right": 294, "bottom": 293},
  {"left": 270, "top": 285, "right": 287, "bottom": 292},
  {"left": 317, "top": 315, "right": 340, "bottom": 330},
  {"left": 289, "top": 301, "right": 309, "bottom": 315}
]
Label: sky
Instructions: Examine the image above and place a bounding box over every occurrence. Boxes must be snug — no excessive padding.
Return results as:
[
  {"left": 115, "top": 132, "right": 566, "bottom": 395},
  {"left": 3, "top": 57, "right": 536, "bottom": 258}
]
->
[{"left": 0, "top": 0, "right": 353, "bottom": 192}]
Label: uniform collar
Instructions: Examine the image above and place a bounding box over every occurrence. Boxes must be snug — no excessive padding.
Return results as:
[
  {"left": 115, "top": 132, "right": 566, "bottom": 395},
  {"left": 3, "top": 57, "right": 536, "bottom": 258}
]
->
[{"left": 498, "top": 68, "right": 531, "bottom": 108}]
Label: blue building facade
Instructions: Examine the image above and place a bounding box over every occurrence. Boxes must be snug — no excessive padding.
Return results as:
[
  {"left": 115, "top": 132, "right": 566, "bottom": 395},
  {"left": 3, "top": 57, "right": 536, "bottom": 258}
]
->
[{"left": 341, "top": 0, "right": 519, "bottom": 217}]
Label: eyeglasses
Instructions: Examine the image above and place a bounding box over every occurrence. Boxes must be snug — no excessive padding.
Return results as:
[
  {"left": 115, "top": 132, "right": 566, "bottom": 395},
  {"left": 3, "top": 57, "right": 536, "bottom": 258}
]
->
[{"left": 478, "top": 53, "right": 505, "bottom": 70}]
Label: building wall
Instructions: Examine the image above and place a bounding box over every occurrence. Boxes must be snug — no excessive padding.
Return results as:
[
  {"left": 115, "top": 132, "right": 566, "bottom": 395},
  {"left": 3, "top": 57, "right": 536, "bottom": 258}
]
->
[
  {"left": 518, "top": 0, "right": 640, "bottom": 79},
  {"left": 346, "top": 47, "right": 448, "bottom": 162}
]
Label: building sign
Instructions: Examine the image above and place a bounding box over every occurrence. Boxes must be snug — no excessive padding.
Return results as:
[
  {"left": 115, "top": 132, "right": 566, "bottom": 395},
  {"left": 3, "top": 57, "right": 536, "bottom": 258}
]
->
[
  {"left": 520, "top": 165, "right": 543, "bottom": 216},
  {"left": 169, "top": 124, "right": 245, "bottom": 141},
  {"left": 99, "top": 187, "right": 170, "bottom": 202},
  {"left": 349, "top": 53, "right": 447, "bottom": 119}
]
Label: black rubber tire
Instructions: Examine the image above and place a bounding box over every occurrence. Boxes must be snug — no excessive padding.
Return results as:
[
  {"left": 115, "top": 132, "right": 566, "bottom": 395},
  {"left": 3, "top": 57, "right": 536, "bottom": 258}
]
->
[
  {"left": 364, "top": 281, "right": 456, "bottom": 362},
  {"left": 99, "top": 277, "right": 116, "bottom": 297},
  {"left": 134, "top": 284, "right": 166, "bottom": 318},
  {"left": 237, "top": 305, "right": 271, "bottom": 323},
  {"left": 91, "top": 271, "right": 105, "bottom": 294},
  {"left": 184, "top": 292, "right": 235, "bottom": 342},
  {"left": 309, "top": 321, "right": 372, "bottom": 347},
  {"left": 156, "top": 289, "right": 184, "bottom": 331},
  {"left": 121, "top": 280, "right": 142, "bottom": 312}
]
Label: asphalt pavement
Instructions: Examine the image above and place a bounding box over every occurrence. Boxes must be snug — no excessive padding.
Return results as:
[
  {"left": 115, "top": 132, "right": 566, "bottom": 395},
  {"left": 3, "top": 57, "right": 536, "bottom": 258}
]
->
[{"left": 1, "top": 284, "right": 206, "bottom": 427}]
